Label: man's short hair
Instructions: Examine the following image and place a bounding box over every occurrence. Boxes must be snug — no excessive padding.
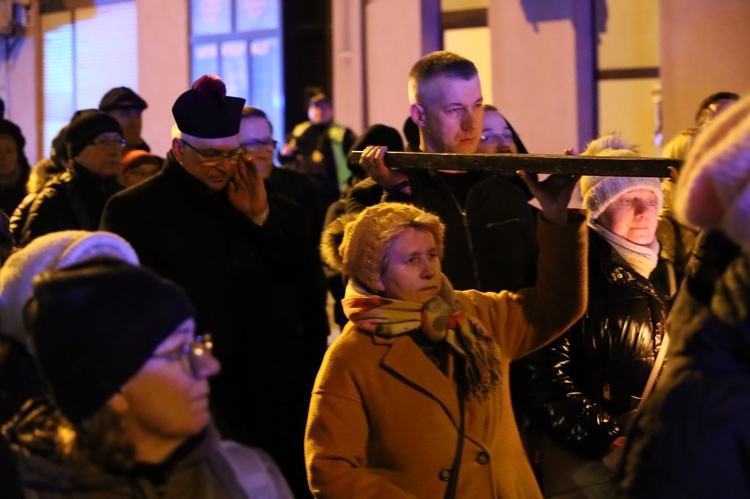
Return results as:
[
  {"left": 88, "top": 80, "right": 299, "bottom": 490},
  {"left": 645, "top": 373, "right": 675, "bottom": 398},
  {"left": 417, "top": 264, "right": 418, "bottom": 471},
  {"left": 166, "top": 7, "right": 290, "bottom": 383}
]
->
[
  {"left": 408, "top": 51, "right": 478, "bottom": 105},
  {"left": 241, "top": 106, "right": 273, "bottom": 134}
]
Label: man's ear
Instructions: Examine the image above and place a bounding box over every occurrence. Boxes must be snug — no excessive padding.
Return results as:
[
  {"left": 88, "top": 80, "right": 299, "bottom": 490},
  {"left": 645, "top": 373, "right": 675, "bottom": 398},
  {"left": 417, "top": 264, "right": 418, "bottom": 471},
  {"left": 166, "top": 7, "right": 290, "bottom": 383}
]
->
[
  {"left": 410, "top": 103, "right": 426, "bottom": 127},
  {"left": 376, "top": 278, "right": 386, "bottom": 293},
  {"left": 172, "top": 138, "right": 183, "bottom": 161},
  {"left": 106, "top": 392, "right": 128, "bottom": 416}
]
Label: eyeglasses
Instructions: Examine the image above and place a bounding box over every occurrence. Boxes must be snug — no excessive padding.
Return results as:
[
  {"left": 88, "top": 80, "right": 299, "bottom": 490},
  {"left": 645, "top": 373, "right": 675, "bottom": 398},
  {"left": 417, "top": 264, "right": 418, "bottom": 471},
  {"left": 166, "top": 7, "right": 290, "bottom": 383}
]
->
[
  {"left": 181, "top": 140, "right": 244, "bottom": 167},
  {"left": 240, "top": 138, "right": 278, "bottom": 150},
  {"left": 150, "top": 334, "right": 214, "bottom": 378},
  {"left": 92, "top": 138, "right": 127, "bottom": 148},
  {"left": 479, "top": 133, "right": 514, "bottom": 145}
]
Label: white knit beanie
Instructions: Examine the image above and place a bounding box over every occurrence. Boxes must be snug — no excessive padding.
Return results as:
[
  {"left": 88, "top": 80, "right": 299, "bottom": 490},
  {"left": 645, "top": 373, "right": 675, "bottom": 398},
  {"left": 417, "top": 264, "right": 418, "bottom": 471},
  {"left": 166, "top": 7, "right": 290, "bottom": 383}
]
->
[
  {"left": 580, "top": 150, "right": 664, "bottom": 221},
  {"left": 674, "top": 93, "right": 750, "bottom": 254},
  {"left": 0, "top": 231, "right": 139, "bottom": 343}
]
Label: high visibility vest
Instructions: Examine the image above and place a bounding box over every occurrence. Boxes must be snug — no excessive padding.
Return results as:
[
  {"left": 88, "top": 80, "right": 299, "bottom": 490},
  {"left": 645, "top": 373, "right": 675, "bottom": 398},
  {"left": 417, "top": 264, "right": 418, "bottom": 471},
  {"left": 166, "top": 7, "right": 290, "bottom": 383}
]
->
[{"left": 291, "top": 121, "right": 350, "bottom": 188}]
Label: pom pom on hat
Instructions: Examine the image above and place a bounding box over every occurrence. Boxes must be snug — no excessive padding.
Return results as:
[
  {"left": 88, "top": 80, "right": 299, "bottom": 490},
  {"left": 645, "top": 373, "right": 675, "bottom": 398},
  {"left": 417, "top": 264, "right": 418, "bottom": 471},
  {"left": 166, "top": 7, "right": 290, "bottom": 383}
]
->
[
  {"left": 0, "top": 231, "right": 139, "bottom": 344},
  {"left": 25, "top": 260, "right": 193, "bottom": 423},
  {"left": 674, "top": 93, "right": 750, "bottom": 253},
  {"left": 172, "top": 74, "right": 245, "bottom": 139}
]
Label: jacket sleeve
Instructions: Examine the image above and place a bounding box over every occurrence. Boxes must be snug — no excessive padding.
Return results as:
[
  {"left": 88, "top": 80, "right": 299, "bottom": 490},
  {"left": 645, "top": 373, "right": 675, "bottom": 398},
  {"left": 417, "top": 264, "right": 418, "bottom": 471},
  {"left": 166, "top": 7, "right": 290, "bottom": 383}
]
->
[
  {"left": 19, "top": 188, "right": 68, "bottom": 247},
  {"left": 456, "top": 211, "right": 588, "bottom": 360},
  {"left": 515, "top": 329, "right": 621, "bottom": 460},
  {"left": 305, "top": 335, "right": 418, "bottom": 499}
]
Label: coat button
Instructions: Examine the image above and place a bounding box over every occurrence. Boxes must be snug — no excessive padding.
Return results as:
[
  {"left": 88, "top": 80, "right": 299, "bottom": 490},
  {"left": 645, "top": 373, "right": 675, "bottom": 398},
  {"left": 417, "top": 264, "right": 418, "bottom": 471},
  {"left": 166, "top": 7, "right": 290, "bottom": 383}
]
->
[
  {"left": 439, "top": 468, "right": 452, "bottom": 481},
  {"left": 475, "top": 452, "right": 490, "bottom": 465}
]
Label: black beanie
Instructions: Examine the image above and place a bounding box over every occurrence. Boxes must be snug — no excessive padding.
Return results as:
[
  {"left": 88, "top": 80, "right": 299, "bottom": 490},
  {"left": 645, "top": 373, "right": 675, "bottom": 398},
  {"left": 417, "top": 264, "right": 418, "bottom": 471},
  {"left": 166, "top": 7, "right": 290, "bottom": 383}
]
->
[
  {"left": 350, "top": 124, "right": 405, "bottom": 153},
  {"left": 24, "top": 259, "right": 194, "bottom": 424},
  {"left": 172, "top": 75, "right": 245, "bottom": 139},
  {"left": 66, "top": 110, "right": 123, "bottom": 159}
]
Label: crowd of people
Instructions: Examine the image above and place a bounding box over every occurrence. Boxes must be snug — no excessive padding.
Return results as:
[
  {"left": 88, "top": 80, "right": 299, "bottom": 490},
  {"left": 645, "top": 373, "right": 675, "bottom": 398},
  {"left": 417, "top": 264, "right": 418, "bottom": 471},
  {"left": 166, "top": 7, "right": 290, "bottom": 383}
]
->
[{"left": 0, "top": 49, "right": 746, "bottom": 498}]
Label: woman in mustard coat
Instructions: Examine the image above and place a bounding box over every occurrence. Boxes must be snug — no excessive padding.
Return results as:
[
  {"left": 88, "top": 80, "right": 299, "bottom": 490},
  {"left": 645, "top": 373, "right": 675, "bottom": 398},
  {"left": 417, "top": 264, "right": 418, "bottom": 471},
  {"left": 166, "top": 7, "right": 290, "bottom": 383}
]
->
[{"left": 307, "top": 172, "right": 586, "bottom": 498}]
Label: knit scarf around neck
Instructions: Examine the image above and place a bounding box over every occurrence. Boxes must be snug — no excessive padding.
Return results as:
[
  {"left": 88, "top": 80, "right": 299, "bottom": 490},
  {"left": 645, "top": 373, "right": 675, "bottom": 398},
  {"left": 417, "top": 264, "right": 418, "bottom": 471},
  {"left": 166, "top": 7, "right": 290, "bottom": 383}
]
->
[
  {"left": 341, "top": 275, "right": 501, "bottom": 401},
  {"left": 589, "top": 221, "right": 660, "bottom": 278}
]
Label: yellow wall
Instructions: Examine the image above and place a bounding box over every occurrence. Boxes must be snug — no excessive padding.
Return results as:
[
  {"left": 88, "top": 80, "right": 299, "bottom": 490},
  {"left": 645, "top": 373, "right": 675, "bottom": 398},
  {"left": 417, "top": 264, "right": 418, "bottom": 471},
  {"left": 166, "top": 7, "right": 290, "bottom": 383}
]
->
[
  {"left": 597, "top": 0, "right": 661, "bottom": 157},
  {"left": 660, "top": 0, "right": 750, "bottom": 141},
  {"left": 136, "top": 0, "right": 189, "bottom": 157},
  {"left": 443, "top": 27, "right": 493, "bottom": 105}
]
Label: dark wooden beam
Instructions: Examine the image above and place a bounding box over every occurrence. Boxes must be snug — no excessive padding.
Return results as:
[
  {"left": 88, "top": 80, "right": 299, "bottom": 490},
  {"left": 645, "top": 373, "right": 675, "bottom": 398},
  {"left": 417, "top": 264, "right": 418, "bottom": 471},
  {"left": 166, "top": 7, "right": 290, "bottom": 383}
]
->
[
  {"left": 598, "top": 67, "right": 660, "bottom": 80},
  {"left": 348, "top": 151, "right": 678, "bottom": 178},
  {"left": 441, "top": 9, "right": 488, "bottom": 30}
]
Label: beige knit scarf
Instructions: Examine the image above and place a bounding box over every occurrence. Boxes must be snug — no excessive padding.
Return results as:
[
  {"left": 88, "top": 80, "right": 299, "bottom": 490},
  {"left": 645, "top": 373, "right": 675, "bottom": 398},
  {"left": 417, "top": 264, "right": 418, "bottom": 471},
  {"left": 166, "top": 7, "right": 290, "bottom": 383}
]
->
[
  {"left": 590, "top": 221, "right": 660, "bottom": 278},
  {"left": 341, "top": 275, "right": 501, "bottom": 401}
]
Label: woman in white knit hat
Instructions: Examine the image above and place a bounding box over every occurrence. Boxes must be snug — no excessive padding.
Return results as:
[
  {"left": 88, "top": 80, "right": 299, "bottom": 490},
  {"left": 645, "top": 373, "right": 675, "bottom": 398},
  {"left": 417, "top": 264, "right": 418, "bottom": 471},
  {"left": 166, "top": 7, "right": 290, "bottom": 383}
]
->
[
  {"left": 307, "top": 167, "right": 585, "bottom": 498},
  {"left": 515, "top": 135, "right": 676, "bottom": 498},
  {"left": 620, "top": 93, "right": 750, "bottom": 498}
]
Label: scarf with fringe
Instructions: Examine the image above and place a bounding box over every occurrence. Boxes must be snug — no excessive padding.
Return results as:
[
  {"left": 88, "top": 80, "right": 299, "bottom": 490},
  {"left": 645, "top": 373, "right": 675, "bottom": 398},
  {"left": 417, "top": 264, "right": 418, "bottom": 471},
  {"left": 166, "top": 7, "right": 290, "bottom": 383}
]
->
[{"left": 341, "top": 275, "right": 501, "bottom": 401}]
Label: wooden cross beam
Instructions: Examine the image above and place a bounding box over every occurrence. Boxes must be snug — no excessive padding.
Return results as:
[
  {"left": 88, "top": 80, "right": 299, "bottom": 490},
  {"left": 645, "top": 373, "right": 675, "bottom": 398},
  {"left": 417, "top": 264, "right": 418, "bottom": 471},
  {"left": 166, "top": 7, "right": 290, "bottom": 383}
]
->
[{"left": 348, "top": 151, "right": 680, "bottom": 177}]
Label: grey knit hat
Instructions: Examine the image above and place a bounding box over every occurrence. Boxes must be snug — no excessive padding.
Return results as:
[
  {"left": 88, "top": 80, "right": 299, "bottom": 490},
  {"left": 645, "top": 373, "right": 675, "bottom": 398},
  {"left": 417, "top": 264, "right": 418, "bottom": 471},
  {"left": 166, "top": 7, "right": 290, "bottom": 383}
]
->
[{"left": 580, "top": 147, "right": 664, "bottom": 220}]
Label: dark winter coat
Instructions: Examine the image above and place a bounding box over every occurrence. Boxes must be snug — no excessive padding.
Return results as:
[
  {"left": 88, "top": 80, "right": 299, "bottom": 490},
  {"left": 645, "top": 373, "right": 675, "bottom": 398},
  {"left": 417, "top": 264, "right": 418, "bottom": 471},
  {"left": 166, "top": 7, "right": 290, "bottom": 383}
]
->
[
  {"left": 18, "top": 164, "right": 122, "bottom": 247},
  {"left": 346, "top": 169, "right": 538, "bottom": 293},
  {"left": 0, "top": 165, "right": 29, "bottom": 220},
  {"left": 2, "top": 398, "right": 292, "bottom": 498},
  {"left": 620, "top": 236, "right": 750, "bottom": 498},
  {"left": 516, "top": 229, "right": 675, "bottom": 460},
  {"left": 100, "top": 152, "right": 329, "bottom": 496}
]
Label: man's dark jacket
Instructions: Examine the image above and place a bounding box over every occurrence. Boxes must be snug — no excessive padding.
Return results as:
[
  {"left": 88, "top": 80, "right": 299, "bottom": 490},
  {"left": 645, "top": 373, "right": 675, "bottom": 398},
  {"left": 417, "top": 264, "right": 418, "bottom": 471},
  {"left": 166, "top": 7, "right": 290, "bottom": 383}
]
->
[
  {"left": 346, "top": 170, "right": 538, "bottom": 293},
  {"left": 19, "top": 164, "right": 122, "bottom": 247}
]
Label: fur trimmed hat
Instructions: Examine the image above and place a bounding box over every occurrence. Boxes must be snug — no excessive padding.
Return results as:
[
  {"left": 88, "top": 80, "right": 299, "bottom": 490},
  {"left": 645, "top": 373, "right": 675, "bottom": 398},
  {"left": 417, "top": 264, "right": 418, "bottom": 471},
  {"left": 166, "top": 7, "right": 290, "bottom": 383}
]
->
[
  {"left": 25, "top": 260, "right": 193, "bottom": 423},
  {"left": 579, "top": 139, "right": 664, "bottom": 220},
  {"left": 0, "top": 231, "right": 139, "bottom": 344},
  {"left": 674, "top": 92, "right": 750, "bottom": 254},
  {"left": 321, "top": 203, "right": 445, "bottom": 293}
]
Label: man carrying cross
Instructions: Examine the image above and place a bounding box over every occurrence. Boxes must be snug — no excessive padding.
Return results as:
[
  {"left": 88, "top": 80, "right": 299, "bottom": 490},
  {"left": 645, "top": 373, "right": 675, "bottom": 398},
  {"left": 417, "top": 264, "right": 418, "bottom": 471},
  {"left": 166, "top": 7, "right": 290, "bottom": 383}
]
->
[{"left": 349, "top": 51, "right": 538, "bottom": 293}]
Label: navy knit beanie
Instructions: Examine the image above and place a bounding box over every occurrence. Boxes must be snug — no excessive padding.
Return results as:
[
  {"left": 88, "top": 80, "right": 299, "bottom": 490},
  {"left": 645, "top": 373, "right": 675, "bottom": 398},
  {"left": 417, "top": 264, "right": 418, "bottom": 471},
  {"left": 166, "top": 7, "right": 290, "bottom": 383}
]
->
[{"left": 24, "top": 259, "right": 194, "bottom": 423}]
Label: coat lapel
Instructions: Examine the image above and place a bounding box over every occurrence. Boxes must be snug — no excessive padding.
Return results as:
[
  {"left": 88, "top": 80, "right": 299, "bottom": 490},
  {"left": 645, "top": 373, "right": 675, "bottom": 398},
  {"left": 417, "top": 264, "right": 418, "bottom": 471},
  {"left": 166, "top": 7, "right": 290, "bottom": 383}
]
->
[{"left": 378, "top": 336, "right": 461, "bottom": 427}]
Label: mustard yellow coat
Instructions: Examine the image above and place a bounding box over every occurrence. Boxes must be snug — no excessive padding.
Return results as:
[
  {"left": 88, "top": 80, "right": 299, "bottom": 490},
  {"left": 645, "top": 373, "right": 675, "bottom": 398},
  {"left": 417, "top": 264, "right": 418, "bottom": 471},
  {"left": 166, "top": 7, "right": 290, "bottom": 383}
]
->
[{"left": 305, "top": 216, "right": 588, "bottom": 498}]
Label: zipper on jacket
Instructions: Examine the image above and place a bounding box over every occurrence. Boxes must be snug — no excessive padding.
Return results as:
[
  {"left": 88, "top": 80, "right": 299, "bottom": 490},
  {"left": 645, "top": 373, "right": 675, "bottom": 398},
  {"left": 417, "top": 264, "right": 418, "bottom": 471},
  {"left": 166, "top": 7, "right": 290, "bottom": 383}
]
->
[{"left": 433, "top": 172, "right": 482, "bottom": 289}]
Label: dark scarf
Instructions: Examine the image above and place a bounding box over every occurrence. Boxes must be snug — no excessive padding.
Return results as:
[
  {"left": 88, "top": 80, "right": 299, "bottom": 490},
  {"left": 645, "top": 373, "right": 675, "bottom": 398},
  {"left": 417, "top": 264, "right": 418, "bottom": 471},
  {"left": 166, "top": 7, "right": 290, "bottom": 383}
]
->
[{"left": 342, "top": 274, "right": 501, "bottom": 401}]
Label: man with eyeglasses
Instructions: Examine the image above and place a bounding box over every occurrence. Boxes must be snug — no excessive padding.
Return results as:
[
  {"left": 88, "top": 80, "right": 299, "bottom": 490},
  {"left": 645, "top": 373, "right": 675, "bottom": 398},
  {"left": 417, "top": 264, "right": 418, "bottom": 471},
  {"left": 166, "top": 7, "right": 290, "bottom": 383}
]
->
[
  {"left": 3, "top": 259, "right": 292, "bottom": 497},
  {"left": 240, "top": 106, "right": 321, "bottom": 236},
  {"left": 101, "top": 75, "right": 329, "bottom": 498},
  {"left": 18, "top": 109, "right": 125, "bottom": 247}
]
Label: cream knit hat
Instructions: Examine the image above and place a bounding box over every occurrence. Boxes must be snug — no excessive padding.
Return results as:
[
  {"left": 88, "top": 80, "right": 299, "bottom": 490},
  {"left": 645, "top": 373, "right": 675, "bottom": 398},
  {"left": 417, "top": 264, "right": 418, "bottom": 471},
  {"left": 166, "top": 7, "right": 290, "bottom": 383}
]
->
[
  {"left": 321, "top": 203, "right": 445, "bottom": 292},
  {"left": 580, "top": 144, "right": 664, "bottom": 221},
  {"left": 0, "top": 231, "right": 139, "bottom": 343},
  {"left": 674, "top": 92, "right": 750, "bottom": 254}
]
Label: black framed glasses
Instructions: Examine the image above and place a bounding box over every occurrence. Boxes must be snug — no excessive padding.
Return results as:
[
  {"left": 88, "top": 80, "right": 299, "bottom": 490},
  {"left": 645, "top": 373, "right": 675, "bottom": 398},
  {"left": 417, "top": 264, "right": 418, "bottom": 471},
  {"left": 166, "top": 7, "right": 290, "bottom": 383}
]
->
[
  {"left": 240, "top": 138, "right": 278, "bottom": 150},
  {"left": 92, "top": 137, "right": 127, "bottom": 148},
  {"left": 181, "top": 139, "right": 244, "bottom": 167},
  {"left": 150, "top": 334, "right": 214, "bottom": 378}
]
